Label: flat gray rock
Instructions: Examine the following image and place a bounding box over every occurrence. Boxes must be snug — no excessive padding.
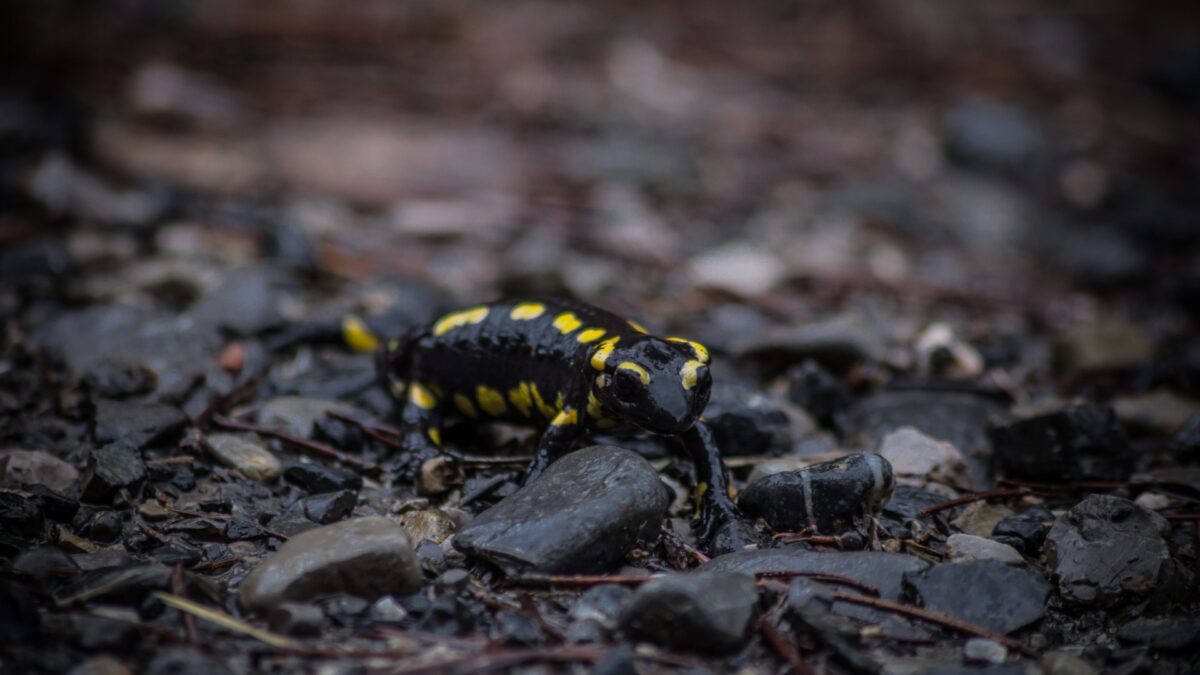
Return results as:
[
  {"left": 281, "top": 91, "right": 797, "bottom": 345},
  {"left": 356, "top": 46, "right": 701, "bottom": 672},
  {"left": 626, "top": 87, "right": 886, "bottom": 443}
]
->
[
  {"left": 904, "top": 560, "right": 1050, "bottom": 634},
  {"left": 618, "top": 571, "right": 757, "bottom": 653},
  {"left": 453, "top": 445, "right": 668, "bottom": 575},
  {"left": 93, "top": 399, "right": 187, "bottom": 449},
  {"left": 0, "top": 449, "right": 79, "bottom": 492},
  {"left": 204, "top": 433, "right": 281, "bottom": 481},
  {"left": 238, "top": 517, "right": 421, "bottom": 614},
  {"left": 1044, "top": 494, "right": 1171, "bottom": 606},
  {"left": 702, "top": 548, "right": 927, "bottom": 601}
]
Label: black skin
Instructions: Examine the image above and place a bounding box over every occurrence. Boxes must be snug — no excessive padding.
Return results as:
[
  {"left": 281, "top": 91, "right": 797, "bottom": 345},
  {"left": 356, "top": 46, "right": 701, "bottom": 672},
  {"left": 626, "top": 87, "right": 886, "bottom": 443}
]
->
[{"left": 377, "top": 298, "right": 758, "bottom": 554}]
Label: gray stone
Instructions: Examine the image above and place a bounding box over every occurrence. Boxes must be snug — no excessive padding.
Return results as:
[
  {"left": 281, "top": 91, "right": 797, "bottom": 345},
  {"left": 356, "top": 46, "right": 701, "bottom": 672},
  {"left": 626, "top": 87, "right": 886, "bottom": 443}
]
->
[
  {"left": 256, "top": 397, "right": 359, "bottom": 439},
  {"left": 204, "top": 433, "right": 281, "bottom": 481},
  {"left": 397, "top": 509, "right": 459, "bottom": 544},
  {"left": 0, "top": 449, "right": 79, "bottom": 492},
  {"left": 735, "top": 311, "right": 893, "bottom": 373},
  {"left": 704, "top": 549, "right": 928, "bottom": 601},
  {"left": 946, "top": 534, "right": 1024, "bottom": 565},
  {"left": 904, "top": 560, "right": 1050, "bottom": 634},
  {"left": 878, "top": 427, "right": 972, "bottom": 490},
  {"left": 188, "top": 267, "right": 284, "bottom": 336},
  {"left": 454, "top": 446, "right": 668, "bottom": 575},
  {"left": 702, "top": 383, "right": 793, "bottom": 457},
  {"left": 739, "top": 453, "right": 894, "bottom": 533},
  {"left": 1116, "top": 615, "right": 1200, "bottom": 651},
  {"left": 618, "top": 571, "right": 757, "bottom": 653},
  {"left": 368, "top": 596, "right": 409, "bottom": 623},
  {"left": 238, "top": 517, "right": 421, "bottom": 613},
  {"left": 964, "top": 638, "right": 1008, "bottom": 665},
  {"left": 1040, "top": 651, "right": 1099, "bottom": 675},
  {"left": 1044, "top": 494, "right": 1170, "bottom": 606},
  {"left": 944, "top": 98, "right": 1044, "bottom": 172},
  {"left": 80, "top": 440, "right": 146, "bottom": 502},
  {"left": 269, "top": 602, "right": 324, "bottom": 636},
  {"left": 93, "top": 399, "right": 187, "bottom": 449}
]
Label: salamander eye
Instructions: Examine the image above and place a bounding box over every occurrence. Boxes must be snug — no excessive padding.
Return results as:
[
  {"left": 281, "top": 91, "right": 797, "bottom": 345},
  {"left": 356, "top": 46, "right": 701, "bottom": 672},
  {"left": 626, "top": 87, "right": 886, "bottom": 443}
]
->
[{"left": 614, "top": 369, "right": 640, "bottom": 399}]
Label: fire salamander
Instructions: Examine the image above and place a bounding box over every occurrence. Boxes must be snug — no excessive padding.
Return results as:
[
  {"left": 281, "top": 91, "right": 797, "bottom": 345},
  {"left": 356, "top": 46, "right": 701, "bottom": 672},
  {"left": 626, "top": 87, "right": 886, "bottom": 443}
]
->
[{"left": 374, "top": 298, "right": 756, "bottom": 553}]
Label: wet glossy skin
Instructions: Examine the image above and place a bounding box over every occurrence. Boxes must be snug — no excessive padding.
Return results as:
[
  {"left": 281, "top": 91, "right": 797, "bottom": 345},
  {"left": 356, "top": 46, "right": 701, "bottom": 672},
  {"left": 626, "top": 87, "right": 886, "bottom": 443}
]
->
[{"left": 377, "top": 298, "right": 752, "bottom": 552}]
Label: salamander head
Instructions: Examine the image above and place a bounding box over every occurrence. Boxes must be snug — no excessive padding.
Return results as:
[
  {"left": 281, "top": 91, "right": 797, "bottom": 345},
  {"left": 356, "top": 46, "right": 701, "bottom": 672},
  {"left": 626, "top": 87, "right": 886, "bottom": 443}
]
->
[{"left": 590, "top": 335, "right": 712, "bottom": 435}]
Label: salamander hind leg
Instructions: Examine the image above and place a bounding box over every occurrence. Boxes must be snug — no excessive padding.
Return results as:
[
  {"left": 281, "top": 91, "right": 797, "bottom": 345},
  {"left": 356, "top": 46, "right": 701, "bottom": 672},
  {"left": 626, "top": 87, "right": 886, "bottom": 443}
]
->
[{"left": 679, "top": 422, "right": 761, "bottom": 554}]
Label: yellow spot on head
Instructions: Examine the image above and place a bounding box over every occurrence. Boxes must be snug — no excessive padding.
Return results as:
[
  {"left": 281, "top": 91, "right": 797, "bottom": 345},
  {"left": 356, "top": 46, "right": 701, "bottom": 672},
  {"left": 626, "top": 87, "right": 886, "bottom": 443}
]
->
[
  {"left": 433, "top": 306, "right": 489, "bottom": 336},
  {"left": 476, "top": 385, "right": 507, "bottom": 416},
  {"left": 510, "top": 302, "right": 545, "bottom": 320},
  {"left": 426, "top": 428, "right": 441, "bottom": 447},
  {"left": 628, "top": 320, "right": 648, "bottom": 334},
  {"left": 577, "top": 328, "right": 605, "bottom": 344},
  {"left": 587, "top": 391, "right": 604, "bottom": 419},
  {"left": 342, "top": 315, "right": 380, "bottom": 353},
  {"left": 507, "top": 382, "right": 533, "bottom": 417},
  {"left": 617, "top": 361, "right": 651, "bottom": 385},
  {"left": 681, "top": 359, "right": 705, "bottom": 390},
  {"left": 409, "top": 383, "right": 437, "bottom": 409},
  {"left": 590, "top": 336, "right": 620, "bottom": 371},
  {"left": 668, "top": 337, "right": 709, "bottom": 364},
  {"left": 529, "top": 383, "right": 558, "bottom": 420},
  {"left": 453, "top": 393, "right": 477, "bottom": 418},
  {"left": 550, "top": 409, "right": 578, "bottom": 426},
  {"left": 553, "top": 312, "right": 582, "bottom": 334}
]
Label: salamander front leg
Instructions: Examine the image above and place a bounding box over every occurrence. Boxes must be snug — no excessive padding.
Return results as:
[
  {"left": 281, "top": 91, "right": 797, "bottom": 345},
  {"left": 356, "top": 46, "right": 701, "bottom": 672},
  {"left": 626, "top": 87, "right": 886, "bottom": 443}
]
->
[
  {"left": 394, "top": 383, "right": 445, "bottom": 476},
  {"left": 523, "top": 410, "right": 580, "bottom": 486},
  {"left": 679, "top": 421, "right": 760, "bottom": 554}
]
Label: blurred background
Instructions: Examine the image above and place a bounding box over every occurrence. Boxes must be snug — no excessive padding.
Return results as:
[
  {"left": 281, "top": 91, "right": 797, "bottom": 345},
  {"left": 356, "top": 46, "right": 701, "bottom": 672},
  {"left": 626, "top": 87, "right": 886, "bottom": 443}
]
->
[{"left": 2, "top": 0, "right": 1198, "bottom": 344}]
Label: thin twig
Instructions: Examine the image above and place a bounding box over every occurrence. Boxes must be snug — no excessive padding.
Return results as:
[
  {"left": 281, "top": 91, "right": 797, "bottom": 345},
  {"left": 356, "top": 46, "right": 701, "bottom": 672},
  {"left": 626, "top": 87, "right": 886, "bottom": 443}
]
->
[
  {"left": 919, "top": 489, "right": 1034, "bottom": 517},
  {"left": 168, "top": 507, "right": 291, "bottom": 542},
  {"left": 171, "top": 564, "right": 199, "bottom": 643},
  {"left": 326, "top": 411, "right": 403, "bottom": 449},
  {"left": 754, "top": 571, "right": 879, "bottom": 596},
  {"left": 829, "top": 591, "right": 1036, "bottom": 657},
  {"left": 155, "top": 592, "right": 299, "bottom": 649},
  {"left": 212, "top": 414, "right": 377, "bottom": 473},
  {"left": 759, "top": 616, "right": 816, "bottom": 675}
]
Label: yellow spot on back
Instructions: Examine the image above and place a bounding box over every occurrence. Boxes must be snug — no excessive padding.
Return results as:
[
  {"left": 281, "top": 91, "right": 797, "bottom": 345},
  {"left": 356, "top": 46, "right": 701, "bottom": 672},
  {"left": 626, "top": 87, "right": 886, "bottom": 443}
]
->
[
  {"left": 426, "top": 428, "right": 441, "bottom": 447},
  {"left": 577, "top": 328, "right": 606, "bottom": 344},
  {"left": 507, "top": 382, "right": 534, "bottom": 417},
  {"left": 476, "top": 385, "right": 507, "bottom": 416},
  {"left": 409, "top": 383, "right": 437, "bottom": 409},
  {"left": 553, "top": 312, "right": 582, "bottom": 334},
  {"left": 453, "top": 393, "right": 477, "bottom": 418},
  {"left": 342, "top": 315, "right": 380, "bottom": 352},
  {"left": 681, "top": 359, "right": 704, "bottom": 390},
  {"left": 550, "top": 409, "right": 578, "bottom": 426},
  {"left": 510, "top": 302, "right": 545, "bottom": 320},
  {"left": 433, "top": 306, "right": 489, "bottom": 336},
  {"left": 590, "top": 336, "right": 620, "bottom": 371},
  {"left": 530, "top": 383, "right": 558, "bottom": 420},
  {"left": 617, "top": 361, "right": 651, "bottom": 385},
  {"left": 668, "top": 337, "right": 709, "bottom": 363},
  {"left": 628, "top": 320, "right": 648, "bottom": 334}
]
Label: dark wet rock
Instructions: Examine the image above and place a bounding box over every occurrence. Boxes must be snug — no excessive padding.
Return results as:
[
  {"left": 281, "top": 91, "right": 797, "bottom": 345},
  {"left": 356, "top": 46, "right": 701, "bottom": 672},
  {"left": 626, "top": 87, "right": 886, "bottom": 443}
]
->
[
  {"left": 785, "top": 578, "right": 880, "bottom": 673},
  {"left": 990, "top": 404, "right": 1134, "bottom": 483},
  {"left": 82, "top": 360, "right": 157, "bottom": 399},
  {"left": 944, "top": 98, "right": 1044, "bottom": 173},
  {"left": 92, "top": 399, "right": 187, "bottom": 449},
  {"left": 946, "top": 534, "right": 1024, "bottom": 565},
  {"left": 238, "top": 516, "right": 421, "bottom": 613},
  {"left": 567, "top": 584, "right": 633, "bottom": 643},
  {"left": 702, "top": 383, "right": 792, "bottom": 456},
  {"left": 0, "top": 579, "right": 41, "bottom": 642},
  {"left": 454, "top": 446, "right": 669, "bottom": 575},
  {"left": 0, "top": 490, "right": 45, "bottom": 539},
  {"left": 415, "top": 539, "right": 447, "bottom": 576},
  {"left": 1116, "top": 615, "right": 1200, "bottom": 651},
  {"left": 203, "top": 433, "right": 281, "bottom": 481},
  {"left": 53, "top": 564, "right": 173, "bottom": 606},
  {"left": 79, "top": 508, "right": 125, "bottom": 543},
  {"left": 188, "top": 267, "right": 284, "bottom": 336},
  {"left": 1166, "top": 414, "right": 1200, "bottom": 461},
  {"left": 14, "top": 545, "right": 78, "bottom": 581},
  {"left": 144, "top": 648, "right": 233, "bottom": 675},
  {"left": 299, "top": 489, "right": 357, "bottom": 524},
  {"left": 786, "top": 360, "right": 851, "bottom": 435},
  {"left": 264, "top": 219, "right": 319, "bottom": 274},
  {"left": 1, "top": 449, "right": 80, "bottom": 492},
  {"left": 617, "top": 571, "right": 757, "bottom": 653},
  {"left": 68, "top": 614, "right": 138, "bottom": 650},
  {"left": 28, "top": 484, "right": 80, "bottom": 522},
  {"left": 734, "top": 312, "right": 892, "bottom": 374},
  {"left": 0, "top": 236, "right": 70, "bottom": 285},
  {"left": 65, "top": 656, "right": 134, "bottom": 675},
  {"left": 739, "top": 453, "right": 894, "bottom": 533},
  {"left": 283, "top": 462, "right": 362, "bottom": 493},
  {"left": 312, "top": 416, "right": 365, "bottom": 453},
  {"left": 590, "top": 643, "right": 638, "bottom": 675},
  {"left": 1044, "top": 495, "right": 1171, "bottom": 606},
  {"left": 256, "top": 396, "right": 359, "bottom": 439},
  {"left": 879, "top": 484, "right": 944, "bottom": 539},
  {"left": 847, "top": 387, "right": 1007, "bottom": 489},
  {"left": 991, "top": 505, "right": 1055, "bottom": 556},
  {"left": 904, "top": 560, "right": 1050, "bottom": 634},
  {"left": 704, "top": 549, "right": 928, "bottom": 601},
  {"left": 878, "top": 427, "right": 972, "bottom": 490},
  {"left": 269, "top": 602, "right": 324, "bottom": 637},
  {"left": 80, "top": 440, "right": 146, "bottom": 502}
]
